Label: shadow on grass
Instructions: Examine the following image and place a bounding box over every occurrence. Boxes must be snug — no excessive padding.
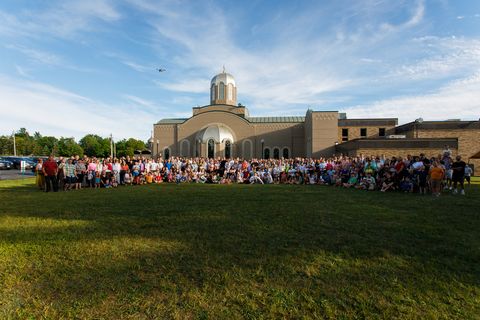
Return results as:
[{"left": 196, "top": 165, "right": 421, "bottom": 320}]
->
[{"left": 1, "top": 183, "right": 479, "bottom": 318}]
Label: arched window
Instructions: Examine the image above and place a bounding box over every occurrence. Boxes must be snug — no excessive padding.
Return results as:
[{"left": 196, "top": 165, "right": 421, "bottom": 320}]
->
[
  {"left": 208, "top": 139, "right": 215, "bottom": 159},
  {"left": 225, "top": 140, "right": 231, "bottom": 159},
  {"left": 181, "top": 140, "right": 189, "bottom": 157},
  {"left": 243, "top": 140, "right": 252, "bottom": 159},
  {"left": 273, "top": 148, "right": 280, "bottom": 159},
  {"left": 164, "top": 148, "right": 170, "bottom": 160},
  {"left": 219, "top": 82, "right": 225, "bottom": 100},
  {"left": 282, "top": 148, "right": 289, "bottom": 159},
  {"left": 263, "top": 148, "right": 270, "bottom": 159},
  {"left": 211, "top": 84, "right": 216, "bottom": 101}
]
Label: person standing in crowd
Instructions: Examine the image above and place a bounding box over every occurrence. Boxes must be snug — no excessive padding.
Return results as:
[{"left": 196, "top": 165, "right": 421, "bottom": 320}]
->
[
  {"left": 42, "top": 155, "right": 58, "bottom": 192},
  {"left": 75, "top": 159, "right": 86, "bottom": 189},
  {"left": 112, "top": 159, "right": 121, "bottom": 185},
  {"left": 57, "top": 158, "right": 66, "bottom": 191},
  {"left": 63, "top": 158, "right": 77, "bottom": 191},
  {"left": 87, "top": 159, "right": 97, "bottom": 188},
  {"left": 451, "top": 155, "right": 466, "bottom": 195},
  {"left": 464, "top": 164, "right": 473, "bottom": 187},
  {"left": 429, "top": 161, "right": 444, "bottom": 197},
  {"left": 120, "top": 160, "right": 129, "bottom": 185},
  {"left": 35, "top": 158, "right": 45, "bottom": 190}
]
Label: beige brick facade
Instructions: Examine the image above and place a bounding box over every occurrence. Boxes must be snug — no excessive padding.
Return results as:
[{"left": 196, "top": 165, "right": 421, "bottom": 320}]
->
[
  {"left": 338, "top": 125, "right": 396, "bottom": 142},
  {"left": 416, "top": 128, "right": 480, "bottom": 173}
]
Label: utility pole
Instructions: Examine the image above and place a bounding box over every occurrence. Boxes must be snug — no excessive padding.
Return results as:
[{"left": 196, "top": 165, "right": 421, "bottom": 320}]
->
[
  {"left": 12, "top": 130, "right": 17, "bottom": 156},
  {"left": 110, "top": 134, "right": 113, "bottom": 159}
]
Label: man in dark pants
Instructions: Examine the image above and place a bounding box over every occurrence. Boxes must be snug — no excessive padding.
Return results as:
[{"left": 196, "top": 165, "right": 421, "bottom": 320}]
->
[
  {"left": 43, "top": 155, "right": 59, "bottom": 192},
  {"left": 451, "top": 155, "right": 466, "bottom": 195}
]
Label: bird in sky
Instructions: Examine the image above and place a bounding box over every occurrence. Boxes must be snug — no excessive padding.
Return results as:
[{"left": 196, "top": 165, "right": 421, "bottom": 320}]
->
[{"left": 157, "top": 68, "right": 166, "bottom": 72}]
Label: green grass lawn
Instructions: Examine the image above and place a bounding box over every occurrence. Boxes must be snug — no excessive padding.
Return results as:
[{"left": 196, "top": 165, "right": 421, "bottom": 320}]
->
[{"left": 1, "top": 178, "right": 479, "bottom": 319}]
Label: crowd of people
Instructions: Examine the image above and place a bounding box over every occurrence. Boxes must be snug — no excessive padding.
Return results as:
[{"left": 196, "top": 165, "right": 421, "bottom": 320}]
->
[{"left": 34, "top": 148, "right": 473, "bottom": 196}]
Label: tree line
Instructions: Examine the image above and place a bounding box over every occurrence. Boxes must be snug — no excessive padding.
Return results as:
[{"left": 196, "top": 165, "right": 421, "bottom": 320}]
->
[{"left": 0, "top": 128, "right": 147, "bottom": 157}]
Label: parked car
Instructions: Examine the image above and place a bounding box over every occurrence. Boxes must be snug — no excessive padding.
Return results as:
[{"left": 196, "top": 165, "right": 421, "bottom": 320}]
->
[
  {"left": 2, "top": 157, "right": 36, "bottom": 170},
  {"left": 0, "top": 159, "right": 14, "bottom": 170}
]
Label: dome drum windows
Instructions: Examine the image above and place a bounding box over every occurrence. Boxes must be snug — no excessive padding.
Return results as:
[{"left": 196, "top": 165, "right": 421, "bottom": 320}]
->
[
  {"left": 219, "top": 82, "right": 225, "bottom": 100},
  {"left": 210, "top": 70, "right": 237, "bottom": 106}
]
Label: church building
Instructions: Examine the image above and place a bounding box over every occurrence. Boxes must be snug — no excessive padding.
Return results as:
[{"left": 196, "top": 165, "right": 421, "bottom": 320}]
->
[{"left": 152, "top": 70, "right": 479, "bottom": 171}]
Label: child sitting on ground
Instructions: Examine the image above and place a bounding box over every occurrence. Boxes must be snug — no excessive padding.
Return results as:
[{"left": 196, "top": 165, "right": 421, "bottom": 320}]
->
[
  {"left": 124, "top": 170, "right": 132, "bottom": 185},
  {"left": 111, "top": 176, "right": 118, "bottom": 188},
  {"left": 145, "top": 172, "right": 153, "bottom": 184},
  {"left": 343, "top": 173, "right": 358, "bottom": 188},
  {"left": 359, "top": 172, "right": 376, "bottom": 191},
  {"left": 399, "top": 176, "right": 414, "bottom": 193}
]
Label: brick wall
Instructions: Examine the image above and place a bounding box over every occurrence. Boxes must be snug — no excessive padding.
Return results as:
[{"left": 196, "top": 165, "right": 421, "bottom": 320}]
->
[
  {"left": 417, "top": 128, "right": 480, "bottom": 174},
  {"left": 338, "top": 125, "right": 396, "bottom": 142}
]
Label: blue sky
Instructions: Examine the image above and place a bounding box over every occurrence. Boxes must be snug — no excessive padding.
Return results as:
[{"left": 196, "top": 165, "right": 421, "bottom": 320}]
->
[{"left": 0, "top": 0, "right": 479, "bottom": 140}]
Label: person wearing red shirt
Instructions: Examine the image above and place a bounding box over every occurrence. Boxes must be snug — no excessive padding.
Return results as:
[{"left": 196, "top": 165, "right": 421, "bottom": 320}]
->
[{"left": 42, "top": 155, "right": 59, "bottom": 192}]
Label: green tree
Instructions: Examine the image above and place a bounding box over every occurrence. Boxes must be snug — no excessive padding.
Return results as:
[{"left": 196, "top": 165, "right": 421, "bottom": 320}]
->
[
  {"left": 79, "top": 134, "right": 109, "bottom": 157},
  {"left": 0, "top": 136, "right": 14, "bottom": 155},
  {"left": 12, "top": 128, "right": 37, "bottom": 155},
  {"left": 33, "top": 136, "right": 58, "bottom": 156},
  {"left": 57, "top": 137, "right": 84, "bottom": 157},
  {"left": 115, "top": 138, "right": 147, "bottom": 157}
]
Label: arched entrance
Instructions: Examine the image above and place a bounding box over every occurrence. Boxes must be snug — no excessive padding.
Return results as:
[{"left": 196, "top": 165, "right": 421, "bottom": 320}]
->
[
  {"left": 196, "top": 124, "right": 235, "bottom": 158},
  {"left": 225, "top": 140, "right": 231, "bottom": 158},
  {"left": 208, "top": 139, "right": 215, "bottom": 158},
  {"left": 263, "top": 148, "right": 270, "bottom": 159}
]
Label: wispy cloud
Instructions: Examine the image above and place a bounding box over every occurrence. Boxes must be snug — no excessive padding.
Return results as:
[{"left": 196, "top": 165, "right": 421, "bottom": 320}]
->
[
  {"left": 0, "top": 0, "right": 121, "bottom": 39},
  {"left": 5, "top": 44, "right": 63, "bottom": 66},
  {"left": 391, "top": 37, "right": 480, "bottom": 80},
  {"left": 380, "top": 0, "right": 425, "bottom": 32},
  {"left": 127, "top": 0, "right": 441, "bottom": 112},
  {"left": 344, "top": 73, "right": 480, "bottom": 123},
  {"left": 0, "top": 76, "right": 151, "bottom": 140},
  {"left": 154, "top": 78, "right": 210, "bottom": 94},
  {"left": 121, "top": 60, "right": 152, "bottom": 73},
  {"left": 14, "top": 65, "right": 31, "bottom": 78},
  {"left": 5, "top": 44, "right": 95, "bottom": 72}
]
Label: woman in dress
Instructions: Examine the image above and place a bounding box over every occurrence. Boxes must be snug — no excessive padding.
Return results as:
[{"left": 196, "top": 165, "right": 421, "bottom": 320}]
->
[{"left": 35, "top": 158, "right": 45, "bottom": 190}]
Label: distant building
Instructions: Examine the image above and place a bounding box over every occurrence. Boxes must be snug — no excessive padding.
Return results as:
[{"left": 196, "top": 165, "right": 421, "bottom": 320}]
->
[{"left": 152, "top": 70, "right": 479, "bottom": 171}]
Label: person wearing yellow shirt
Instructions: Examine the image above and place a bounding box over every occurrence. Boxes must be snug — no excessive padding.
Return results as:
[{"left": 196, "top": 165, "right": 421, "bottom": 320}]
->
[{"left": 429, "top": 161, "right": 445, "bottom": 197}]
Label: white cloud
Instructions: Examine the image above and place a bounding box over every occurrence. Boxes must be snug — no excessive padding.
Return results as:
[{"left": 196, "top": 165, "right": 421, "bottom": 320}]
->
[
  {"left": 343, "top": 73, "right": 480, "bottom": 123},
  {"left": 14, "top": 65, "right": 31, "bottom": 78},
  {"left": 154, "top": 78, "right": 210, "bottom": 94},
  {"left": 121, "top": 94, "right": 168, "bottom": 114},
  {"left": 391, "top": 37, "right": 480, "bottom": 80},
  {"left": 380, "top": 0, "right": 425, "bottom": 32},
  {"left": 5, "top": 44, "right": 63, "bottom": 66},
  {"left": 65, "top": 0, "right": 121, "bottom": 22},
  {"left": 0, "top": 0, "right": 121, "bottom": 39},
  {"left": 121, "top": 60, "right": 152, "bottom": 73},
  {"left": 4, "top": 44, "right": 95, "bottom": 72},
  {"left": 0, "top": 76, "right": 156, "bottom": 140}
]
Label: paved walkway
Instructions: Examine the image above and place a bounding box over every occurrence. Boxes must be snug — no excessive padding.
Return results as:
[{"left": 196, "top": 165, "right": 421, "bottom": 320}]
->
[{"left": 0, "top": 169, "right": 35, "bottom": 180}]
